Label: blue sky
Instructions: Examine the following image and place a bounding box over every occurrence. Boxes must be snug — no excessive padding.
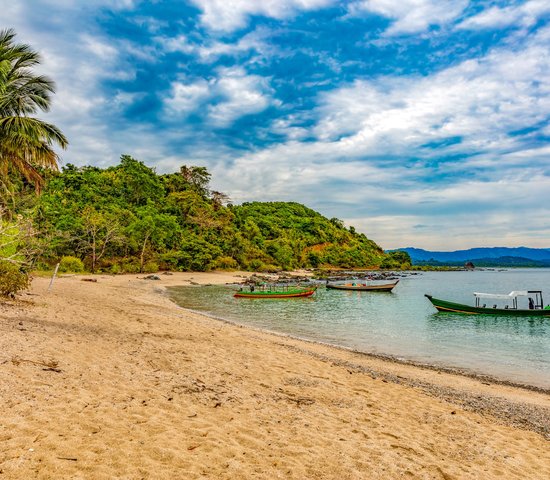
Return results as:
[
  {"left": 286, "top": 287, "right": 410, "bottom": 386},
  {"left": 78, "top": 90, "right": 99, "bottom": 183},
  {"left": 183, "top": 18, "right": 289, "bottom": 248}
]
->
[{"left": 4, "top": 0, "right": 550, "bottom": 249}]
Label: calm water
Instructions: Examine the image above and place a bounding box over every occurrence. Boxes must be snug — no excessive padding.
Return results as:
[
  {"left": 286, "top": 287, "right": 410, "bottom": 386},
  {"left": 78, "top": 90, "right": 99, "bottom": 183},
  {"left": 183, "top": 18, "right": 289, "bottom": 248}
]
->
[{"left": 168, "top": 269, "right": 550, "bottom": 389}]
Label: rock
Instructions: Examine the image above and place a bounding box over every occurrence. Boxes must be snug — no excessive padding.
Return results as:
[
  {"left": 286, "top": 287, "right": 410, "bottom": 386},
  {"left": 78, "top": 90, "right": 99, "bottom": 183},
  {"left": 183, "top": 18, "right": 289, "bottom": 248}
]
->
[{"left": 143, "top": 275, "right": 161, "bottom": 280}]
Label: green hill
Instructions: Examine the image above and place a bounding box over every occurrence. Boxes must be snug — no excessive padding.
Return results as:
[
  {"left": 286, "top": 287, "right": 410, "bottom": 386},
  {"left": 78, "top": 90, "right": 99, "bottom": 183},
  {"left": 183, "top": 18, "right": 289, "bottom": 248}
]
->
[
  {"left": 13, "top": 156, "right": 394, "bottom": 273},
  {"left": 232, "top": 201, "right": 386, "bottom": 270}
]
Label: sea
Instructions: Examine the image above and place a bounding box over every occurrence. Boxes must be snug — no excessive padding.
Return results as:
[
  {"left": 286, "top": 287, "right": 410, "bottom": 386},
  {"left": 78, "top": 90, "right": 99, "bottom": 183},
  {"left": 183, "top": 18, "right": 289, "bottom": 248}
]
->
[{"left": 167, "top": 268, "right": 550, "bottom": 390}]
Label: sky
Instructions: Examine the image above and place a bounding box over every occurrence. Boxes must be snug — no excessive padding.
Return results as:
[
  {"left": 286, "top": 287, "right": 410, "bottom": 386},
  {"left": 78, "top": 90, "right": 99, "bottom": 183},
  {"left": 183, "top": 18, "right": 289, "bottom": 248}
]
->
[{"left": 3, "top": 0, "right": 550, "bottom": 250}]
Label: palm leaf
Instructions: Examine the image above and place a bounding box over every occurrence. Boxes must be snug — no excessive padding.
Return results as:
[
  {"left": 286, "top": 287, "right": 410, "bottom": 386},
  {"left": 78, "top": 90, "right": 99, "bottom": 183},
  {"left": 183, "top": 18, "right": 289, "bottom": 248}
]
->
[{"left": 0, "top": 28, "right": 67, "bottom": 192}]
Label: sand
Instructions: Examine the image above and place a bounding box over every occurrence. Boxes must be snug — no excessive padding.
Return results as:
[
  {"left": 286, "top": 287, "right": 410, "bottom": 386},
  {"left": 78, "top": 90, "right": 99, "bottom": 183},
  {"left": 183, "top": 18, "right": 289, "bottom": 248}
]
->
[{"left": 1, "top": 272, "right": 549, "bottom": 479}]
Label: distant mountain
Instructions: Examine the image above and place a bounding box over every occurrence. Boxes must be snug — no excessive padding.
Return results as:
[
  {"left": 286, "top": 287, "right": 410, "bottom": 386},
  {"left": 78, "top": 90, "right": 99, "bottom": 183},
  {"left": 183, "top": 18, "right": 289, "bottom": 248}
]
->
[{"left": 394, "top": 247, "right": 550, "bottom": 266}]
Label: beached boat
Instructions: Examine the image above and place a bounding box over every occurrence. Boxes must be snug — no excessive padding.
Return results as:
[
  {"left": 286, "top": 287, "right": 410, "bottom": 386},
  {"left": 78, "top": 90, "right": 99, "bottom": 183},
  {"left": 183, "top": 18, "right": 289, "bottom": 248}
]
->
[
  {"left": 234, "top": 285, "right": 317, "bottom": 299},
  {"left": 425, "top": 290, "right": 550, "bottom": 316},
  {"left": 326, "top": 280, "right": 398, "bottom": 292}
]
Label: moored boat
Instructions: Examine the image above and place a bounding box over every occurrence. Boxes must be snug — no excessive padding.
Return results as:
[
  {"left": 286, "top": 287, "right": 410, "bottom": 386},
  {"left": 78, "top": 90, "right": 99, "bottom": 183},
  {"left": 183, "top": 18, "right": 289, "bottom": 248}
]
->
[
  {"left": 425, "top": 290, "right": 550, "bottom": 316},
  {"left": 234, "top": 285, "right": 317, "bottom": 298},
  {"left": 326, "top": 280, "right": 398, "bottom": 292}
]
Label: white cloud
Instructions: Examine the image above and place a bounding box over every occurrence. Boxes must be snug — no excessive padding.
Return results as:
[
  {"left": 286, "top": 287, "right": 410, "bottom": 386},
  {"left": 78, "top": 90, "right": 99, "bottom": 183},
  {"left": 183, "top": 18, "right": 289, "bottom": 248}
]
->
[
  {"left": 311, "top": 36, "right": 550, "bottom": 160},
  {"left": 164, "top": 68, "right": 277, "bottom": 125},
  {"left": 157, "top": 28, "right": 273, "bottom": 63},
  {"left": 157, "top": 34, "right": 196, "bottom": 54},
  {"left": 208, "top": 67, "right": 277, "bottom": 126},
  {"left": 166, "top": 80, "right": 211, "bottom": 113},
  {"left": 82, "top": 35, "right": 119, "bottom": 61},
  {"left": 458, "top": 0, "right": 550, "bottom": 31},
  {"left": 209, "top": 31, "right": 550, "bottom": 249},
  {"left": 349, "top": 0, "right": 469, "bottom": 35},
  {"left": 270, "top": 115, "right": 310, "bottom": 140},
  {"left": 190, "top": 0, "right": 333, "bottom": 32}
]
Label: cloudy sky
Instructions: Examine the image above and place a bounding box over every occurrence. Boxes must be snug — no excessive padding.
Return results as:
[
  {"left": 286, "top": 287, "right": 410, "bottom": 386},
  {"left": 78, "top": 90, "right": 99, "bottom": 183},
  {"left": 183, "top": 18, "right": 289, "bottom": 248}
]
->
[{"left": 4, "top": 0, "right": 550, "bottom": 250}]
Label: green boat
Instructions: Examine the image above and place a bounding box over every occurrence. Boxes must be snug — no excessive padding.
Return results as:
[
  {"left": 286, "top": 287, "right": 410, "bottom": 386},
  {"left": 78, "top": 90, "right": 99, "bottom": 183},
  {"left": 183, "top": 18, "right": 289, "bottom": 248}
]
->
[
  {"left": 234, "top": 285, "right": 317, "bottom": 299},
  {"left": 425, "top": 290, "right": 550, "bottom": 316}
]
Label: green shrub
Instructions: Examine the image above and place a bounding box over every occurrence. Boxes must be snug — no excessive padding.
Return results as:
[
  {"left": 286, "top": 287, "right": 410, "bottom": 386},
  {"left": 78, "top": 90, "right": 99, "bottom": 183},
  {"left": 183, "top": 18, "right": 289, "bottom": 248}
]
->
[
  {"left": 157, "top": 251, "right": 181, "bottom": 271},
  {"left": 143, "top": 261, "right": 159, "bottom": 273},
  {"left": 214, "top": 256, "right": 238, "bottom": 270},
  {"left": 0, "top": 261, "right": 29, "bottom": 297},
  {"left": 110, "top": 264, "right": 122, "bottom": 274},
  {"left": 120, "top": 259, "right": 141, "bottom": 273},
  {"left": 255, "top": 263, "right": 280, "bottom": 273},
  {"left": 59, "top": 256, "right": 85, "bottom": 273},
  {"left": 175, "top": 238, "right": 222, "bottom": 271}
]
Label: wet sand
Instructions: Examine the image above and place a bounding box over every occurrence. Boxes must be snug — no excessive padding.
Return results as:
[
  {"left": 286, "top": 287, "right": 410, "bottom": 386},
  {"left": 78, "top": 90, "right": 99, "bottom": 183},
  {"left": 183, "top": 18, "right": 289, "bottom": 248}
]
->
[{"left": 1, "top": 272, "right": 549, "bottom": 479}]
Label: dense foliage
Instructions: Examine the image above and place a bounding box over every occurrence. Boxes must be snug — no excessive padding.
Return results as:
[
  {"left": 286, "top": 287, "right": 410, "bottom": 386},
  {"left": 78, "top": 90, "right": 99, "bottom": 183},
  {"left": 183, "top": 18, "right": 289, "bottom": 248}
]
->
[
  {"left": 380, "top": 250, "right": 411, "bottom": 270},
  {"left": 0, "top": 260, "right": 29, "bottom": 296},
  {"left": 10, "top": 155, "right": 400, "bottom": 273}
]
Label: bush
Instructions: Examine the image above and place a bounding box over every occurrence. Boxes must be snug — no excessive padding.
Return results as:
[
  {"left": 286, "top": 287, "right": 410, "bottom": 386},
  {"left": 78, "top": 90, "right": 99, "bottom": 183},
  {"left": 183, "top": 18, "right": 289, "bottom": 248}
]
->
[
  {"left": 246, "top": 259, "right": 280, "bottom": 272},
  {"left": 120, "top": 259, "right": 141, "bottom": 273},
  {"left": 59, "top": 256, "right": 85, "bottom": 273},
  {"left": 255, "top": 263, "right": 280, "bottom": 273},
  {"left": 110, "top": 264, "right": 122, "bottom": 275},
  {"left": 175, "top": 238, "right": 222, "bottom": 271},
  {"left": 214, "top": 256, "right": 238, "bottom": 270},
  {"left": 143, "top": 261, "right": 159, "bottom": 273},
  {"left": 0, "top": 261, "right": 29, "bottom": 297}
]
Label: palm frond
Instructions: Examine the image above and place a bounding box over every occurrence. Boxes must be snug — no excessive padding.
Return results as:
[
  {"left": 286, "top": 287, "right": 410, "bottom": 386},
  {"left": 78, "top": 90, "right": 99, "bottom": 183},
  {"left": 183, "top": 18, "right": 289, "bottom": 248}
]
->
[{"left": 0, "top": 28, "right": 67, "bottom": 191}]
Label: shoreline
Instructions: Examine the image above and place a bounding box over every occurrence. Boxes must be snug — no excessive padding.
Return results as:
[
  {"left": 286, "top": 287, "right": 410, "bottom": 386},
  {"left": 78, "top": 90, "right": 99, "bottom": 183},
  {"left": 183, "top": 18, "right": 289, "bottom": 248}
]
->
[
  {"left": 168, "top": 292, "right": 550, "bottom": 396},
  {"left": 1, "top": 271, "right": 549, "bottom": 478},
  {"left": 165, "top": 281, "right": 550, "bottom": 395},
  {"left": 163, "top": 287, "right": 550, "bottom": 440}
]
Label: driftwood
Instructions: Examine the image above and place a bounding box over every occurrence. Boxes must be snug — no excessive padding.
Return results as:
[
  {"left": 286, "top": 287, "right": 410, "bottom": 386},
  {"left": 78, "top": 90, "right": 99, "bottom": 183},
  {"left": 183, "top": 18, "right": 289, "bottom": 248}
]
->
[{"left": 11, "top": 357, "right": 61, "bottom": 373}]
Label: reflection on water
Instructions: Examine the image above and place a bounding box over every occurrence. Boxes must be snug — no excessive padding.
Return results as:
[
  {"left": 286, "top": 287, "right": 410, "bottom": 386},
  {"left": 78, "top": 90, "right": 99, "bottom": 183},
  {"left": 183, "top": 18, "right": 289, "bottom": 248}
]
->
[{"left": 168, "top": 269, "right": 550, "bottom": 389}]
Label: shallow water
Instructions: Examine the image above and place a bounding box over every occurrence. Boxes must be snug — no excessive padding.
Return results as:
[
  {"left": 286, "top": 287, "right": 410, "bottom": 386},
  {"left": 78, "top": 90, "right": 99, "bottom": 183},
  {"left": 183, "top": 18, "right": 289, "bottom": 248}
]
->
[{"left": 168, "top": 269, "right": 550, "bottom": 389}]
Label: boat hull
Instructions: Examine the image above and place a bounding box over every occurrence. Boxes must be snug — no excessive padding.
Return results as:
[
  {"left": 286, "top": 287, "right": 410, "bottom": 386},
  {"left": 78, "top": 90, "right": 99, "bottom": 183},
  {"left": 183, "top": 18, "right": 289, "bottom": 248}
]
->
[
  {"left": 425, "top": 295, "right": 550, "bottom": 317},
  {"left": 326, "top": 281, "right": 398, "bottom": 292},
  {"left": 234, "top": 289, "right": 316, "bottom": 299}
]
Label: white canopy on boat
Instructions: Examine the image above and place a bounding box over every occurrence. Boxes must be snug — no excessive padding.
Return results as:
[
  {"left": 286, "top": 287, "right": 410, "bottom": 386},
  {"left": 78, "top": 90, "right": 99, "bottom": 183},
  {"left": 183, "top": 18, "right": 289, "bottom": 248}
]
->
[{"left": 473, "top": 291, "right": 529, "bottom": 299}]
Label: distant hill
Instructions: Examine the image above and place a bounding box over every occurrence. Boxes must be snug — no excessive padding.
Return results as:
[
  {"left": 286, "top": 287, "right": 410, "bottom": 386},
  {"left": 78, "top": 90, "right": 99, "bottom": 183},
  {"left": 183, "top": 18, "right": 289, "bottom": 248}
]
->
[{"left": 394, "top": 247, "right": 550, "bottom": 267}]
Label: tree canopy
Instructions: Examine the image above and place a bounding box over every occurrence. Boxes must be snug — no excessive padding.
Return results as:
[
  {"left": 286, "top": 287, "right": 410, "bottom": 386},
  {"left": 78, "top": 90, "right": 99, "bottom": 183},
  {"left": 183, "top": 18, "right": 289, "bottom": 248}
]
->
[{"left": 25, "top": 155, "right": 399, "bottom": 273}]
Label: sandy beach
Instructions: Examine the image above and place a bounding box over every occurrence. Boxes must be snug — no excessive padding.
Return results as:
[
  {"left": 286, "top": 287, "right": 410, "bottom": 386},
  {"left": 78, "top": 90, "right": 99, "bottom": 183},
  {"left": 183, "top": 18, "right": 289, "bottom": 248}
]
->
[{"left": 1, "top": 272, "right": 549, "bottom": 479}]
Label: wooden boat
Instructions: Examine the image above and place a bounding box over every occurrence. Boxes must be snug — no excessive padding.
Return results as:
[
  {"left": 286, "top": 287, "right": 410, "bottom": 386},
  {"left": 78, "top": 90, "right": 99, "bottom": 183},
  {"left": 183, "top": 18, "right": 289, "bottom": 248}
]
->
[
  {"left": 326, "top": 280, "right": 398, "bottom": 292},
  {"left": 234, "top": 285, "right": 317, "bottom": 299},
  {"left": 425, "top": 290, "right": 550, "bottom": 316}
]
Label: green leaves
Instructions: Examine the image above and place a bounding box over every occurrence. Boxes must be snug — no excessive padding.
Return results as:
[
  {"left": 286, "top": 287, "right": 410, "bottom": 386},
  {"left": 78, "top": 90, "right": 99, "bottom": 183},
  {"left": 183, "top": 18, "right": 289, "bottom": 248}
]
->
[
  {"left": 30, "top": 157, "right": 391, "bottom": 272},
  {"left": 0, "top": 28, "right": 67, "bottom": 194}
]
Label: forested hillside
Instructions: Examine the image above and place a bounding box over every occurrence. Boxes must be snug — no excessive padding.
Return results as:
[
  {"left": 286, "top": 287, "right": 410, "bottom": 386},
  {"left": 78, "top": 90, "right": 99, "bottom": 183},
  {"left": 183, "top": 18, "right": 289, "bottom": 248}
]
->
[{"left": 8, "top": 155, "right": 395, "bottom": 273}]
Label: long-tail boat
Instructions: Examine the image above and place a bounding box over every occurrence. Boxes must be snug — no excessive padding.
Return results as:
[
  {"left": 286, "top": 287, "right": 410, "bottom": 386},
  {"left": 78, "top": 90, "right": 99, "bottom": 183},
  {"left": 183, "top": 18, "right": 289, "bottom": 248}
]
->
[
  {"left": 326, "top": 280, "right": 398, "bottom": 292},
  {"left": 234, "top": 285, "right": 317, "bottom": 298},
  {"left": 425, "top": 290, "right": 550, "bottom": 316}
]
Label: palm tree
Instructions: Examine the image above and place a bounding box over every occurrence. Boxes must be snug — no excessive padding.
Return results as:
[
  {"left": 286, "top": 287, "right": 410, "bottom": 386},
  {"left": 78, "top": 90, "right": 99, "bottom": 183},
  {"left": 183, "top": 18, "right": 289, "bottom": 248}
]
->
[{"left": 0, "top": 28, "right": 68, "bottom": 193}]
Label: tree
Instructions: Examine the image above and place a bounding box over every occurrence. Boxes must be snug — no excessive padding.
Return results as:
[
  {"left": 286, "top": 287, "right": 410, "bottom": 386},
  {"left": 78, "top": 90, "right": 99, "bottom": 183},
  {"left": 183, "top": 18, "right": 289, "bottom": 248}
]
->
[
  {"left": 179, "top": 165, "right": 211, "bottom": 196},
  {"left": 112, "top": 155, "right": 164, "bottom": 206},
  {"left": 0, "top": 28, "right": 68, "bottom": 196},
  {"left": 211, "top": 190, "right": 229, "bottom": 210},
  {"left": 127, "top": 205, "right": 180, "bottom": 272},
  {"left": 0, "top": 206, "right": 38, "bottom": 296},
  {"left": 79, "top": 206, "right": 122, "bottom": 273},
  {"left": 380, "top": 250, "right": 412, "bottom": 270},
  {"left": 0, "top": 206, "right": 39, "bottom": 266}
]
